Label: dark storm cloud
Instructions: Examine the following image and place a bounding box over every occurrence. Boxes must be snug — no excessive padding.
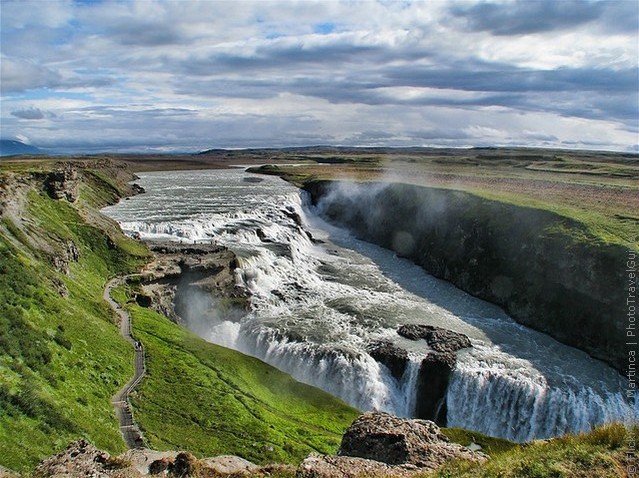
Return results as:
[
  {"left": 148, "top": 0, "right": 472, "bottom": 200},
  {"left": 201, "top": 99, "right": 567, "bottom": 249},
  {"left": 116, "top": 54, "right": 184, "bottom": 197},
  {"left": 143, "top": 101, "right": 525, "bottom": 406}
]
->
[
  {"left": 383, "top": 65, "right": 638, "bottom": 93},
  {"left": 11, "top": 107, "right": 55, "bottom": 120},
  {"left": 448, "top": 0, "right": 605, "bottom": 35},
  {"left": 105, "top": 22, "right": 185, "bottom": 46},
  {"left": 180, "top": 41, "right": 393, "bottom": 76}
]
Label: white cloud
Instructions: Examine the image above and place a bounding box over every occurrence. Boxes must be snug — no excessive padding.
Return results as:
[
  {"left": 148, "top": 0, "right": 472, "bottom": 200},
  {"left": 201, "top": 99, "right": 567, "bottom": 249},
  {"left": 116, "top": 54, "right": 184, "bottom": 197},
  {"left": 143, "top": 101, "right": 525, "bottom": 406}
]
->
[{"left": 0, "top": 0, "right": 637, "bottom": 152}]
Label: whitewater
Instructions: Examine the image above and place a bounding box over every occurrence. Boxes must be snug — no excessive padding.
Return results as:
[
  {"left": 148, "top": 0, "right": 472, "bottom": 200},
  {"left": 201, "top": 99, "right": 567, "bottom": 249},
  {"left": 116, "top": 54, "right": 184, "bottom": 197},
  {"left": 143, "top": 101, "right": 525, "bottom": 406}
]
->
[{"left": 103, "top": 168, "right": 638, "bottom": 442}]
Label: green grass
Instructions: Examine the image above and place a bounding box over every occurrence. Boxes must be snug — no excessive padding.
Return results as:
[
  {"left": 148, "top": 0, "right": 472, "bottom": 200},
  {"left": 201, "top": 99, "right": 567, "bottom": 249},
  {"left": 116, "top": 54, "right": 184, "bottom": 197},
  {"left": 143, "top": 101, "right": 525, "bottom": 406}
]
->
[
  {"left": 0, "top": 164, "right": 358, "bottom": 472},
  {"left": 440, "top": 428, "right": 519, "bottom": 456},
  {"left": 117, "top": 286, "right": 359, "bottom": 465},
  {"left": 0, "top": 169, "right": 149, "bottom": 472},
  {"left": 427, "top": 423, "right": 633, "bottom": 478},
  {"left": 465, "top": 187, "right": 637, "bottom": 249}
]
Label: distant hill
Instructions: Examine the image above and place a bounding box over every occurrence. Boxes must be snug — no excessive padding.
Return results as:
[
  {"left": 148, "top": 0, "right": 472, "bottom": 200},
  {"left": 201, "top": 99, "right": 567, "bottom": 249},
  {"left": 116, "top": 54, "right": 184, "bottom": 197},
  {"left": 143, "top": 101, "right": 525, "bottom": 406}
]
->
[{"left": 0, "top": 139, "right": 45, "bottom": 156}]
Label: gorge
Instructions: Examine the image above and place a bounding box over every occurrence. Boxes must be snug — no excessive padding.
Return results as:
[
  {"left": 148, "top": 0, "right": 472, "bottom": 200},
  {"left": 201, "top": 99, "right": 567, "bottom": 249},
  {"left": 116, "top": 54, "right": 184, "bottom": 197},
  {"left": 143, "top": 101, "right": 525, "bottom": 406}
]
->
[{"left": 103, "top": 167, "right": 637, "bottom": 443}]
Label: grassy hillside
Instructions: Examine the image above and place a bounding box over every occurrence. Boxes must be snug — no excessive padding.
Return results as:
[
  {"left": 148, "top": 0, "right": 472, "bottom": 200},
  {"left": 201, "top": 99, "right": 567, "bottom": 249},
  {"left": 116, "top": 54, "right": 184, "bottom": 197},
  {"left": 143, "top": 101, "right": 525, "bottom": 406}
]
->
[
  {"left": 430, "top": 423, "right": 635, "bottom": 478},
  {"left": 0, "top": 162, "right": 358, "bottom": 473},
  {"left": 112, "top": 284, "right": 358, "bottom": 464},
  {"left": 0, "top": 165, "right": 150, "bottom": 472}
]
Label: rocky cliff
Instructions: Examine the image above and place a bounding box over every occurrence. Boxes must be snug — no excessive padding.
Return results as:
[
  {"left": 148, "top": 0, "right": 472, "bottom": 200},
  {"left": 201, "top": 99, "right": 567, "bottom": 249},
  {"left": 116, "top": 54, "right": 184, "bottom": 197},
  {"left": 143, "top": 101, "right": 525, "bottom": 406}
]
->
[{"left": 304, "top": 180, "right": 631, "bottom": 375}]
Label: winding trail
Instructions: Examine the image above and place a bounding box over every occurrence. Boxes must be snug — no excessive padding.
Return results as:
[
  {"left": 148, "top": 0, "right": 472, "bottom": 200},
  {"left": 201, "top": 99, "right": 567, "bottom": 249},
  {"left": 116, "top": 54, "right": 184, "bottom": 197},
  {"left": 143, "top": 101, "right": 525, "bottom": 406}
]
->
[{"left": 105, "top": 277, "right": 147, "bottom": 449}]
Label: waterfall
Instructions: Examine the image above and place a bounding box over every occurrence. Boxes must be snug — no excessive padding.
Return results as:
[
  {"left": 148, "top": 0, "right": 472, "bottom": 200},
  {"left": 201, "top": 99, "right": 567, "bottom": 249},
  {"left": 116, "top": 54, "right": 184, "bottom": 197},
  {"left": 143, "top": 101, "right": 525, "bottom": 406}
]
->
[
  {"left": 446, "top": 348, "right": 636, "bottom": 442},
  {"left": 104, "top": 168, "right": 639, "bottom": 442}
]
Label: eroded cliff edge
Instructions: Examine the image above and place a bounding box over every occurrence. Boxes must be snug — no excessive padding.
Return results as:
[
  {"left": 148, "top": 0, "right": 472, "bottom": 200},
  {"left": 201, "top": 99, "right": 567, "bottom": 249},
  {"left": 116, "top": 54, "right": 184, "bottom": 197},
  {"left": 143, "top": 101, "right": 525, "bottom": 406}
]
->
[{"left": 303, "top": 180, "right": 632, "bottom": 375}]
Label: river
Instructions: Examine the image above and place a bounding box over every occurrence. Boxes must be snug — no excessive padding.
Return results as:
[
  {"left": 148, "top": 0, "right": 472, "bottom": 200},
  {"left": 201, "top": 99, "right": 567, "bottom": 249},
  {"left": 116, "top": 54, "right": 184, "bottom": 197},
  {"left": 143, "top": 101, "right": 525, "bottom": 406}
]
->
[{"left": 102, "top": 168, "right": 637, "bottom": 442}]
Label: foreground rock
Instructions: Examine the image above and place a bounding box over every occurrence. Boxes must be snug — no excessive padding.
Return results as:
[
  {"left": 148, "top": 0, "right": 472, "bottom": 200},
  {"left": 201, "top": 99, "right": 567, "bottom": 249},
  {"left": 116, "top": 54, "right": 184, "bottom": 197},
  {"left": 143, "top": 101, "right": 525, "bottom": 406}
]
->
[
  {"left": 33, "top": 440, "right": 141, "bottom": 478},
  {"left": 34, "top": 441, "right": 266, "bottom": 477},
  {"left": 297, "top": 454, "right": 418, "bottom": 478},
  {"left": 338, "top": 412, "right": 486, "bottom": 470}
]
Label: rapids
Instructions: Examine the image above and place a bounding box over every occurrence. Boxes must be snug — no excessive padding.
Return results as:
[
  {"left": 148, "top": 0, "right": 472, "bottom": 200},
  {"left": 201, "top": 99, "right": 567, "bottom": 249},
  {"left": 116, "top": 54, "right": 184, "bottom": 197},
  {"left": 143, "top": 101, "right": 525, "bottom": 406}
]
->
[{"left": 103, "top": 168, "right": 637, "bottom": 442}]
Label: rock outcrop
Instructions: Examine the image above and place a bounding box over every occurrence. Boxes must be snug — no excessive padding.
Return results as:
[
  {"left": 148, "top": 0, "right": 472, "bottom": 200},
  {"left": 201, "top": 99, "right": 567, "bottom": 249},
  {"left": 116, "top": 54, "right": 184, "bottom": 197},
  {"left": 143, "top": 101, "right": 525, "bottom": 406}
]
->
[
  {"left": 394, "top": 324, "right": 472, "bottom": 423},
  {"left": 33, "top": 440, "right": 141, "bottom": 478},
  {"left": 366, "top": 326, "right": 472, "bottom": 423},
  {"left": 338, "top": 412, "right": 485, "bottom": 470},
  {"left": 367, "top": 340, "right": 409, "bottom": 381},
  {"left": 416, "top": 353, "right": 454, "bottom": 423},
  {"left": 34, "top": 443, "right": 264, "bottom": 477},
  {"left": 305, "top": 180, "right": 632, "bottom": 374},
  {"left": 52, "top": 239, "right": 81, "bottom": 275},
  {"left": 397, "top": 324, "right": 471, "bottom": 354},
  {"left": 298, "top": 454, "right": 418, "bottom": 478},
  {"left": 33, "top": 414, "right": 485, "bottom": 477},
  {"left": 139, "top": 242, "right": 248, "bottom": 326},
  {"left": 299, "top": 412, "right": 486, "bottom": 477},
  {"left": 44, "top": 167, "right": 79, "bottom": 202}
]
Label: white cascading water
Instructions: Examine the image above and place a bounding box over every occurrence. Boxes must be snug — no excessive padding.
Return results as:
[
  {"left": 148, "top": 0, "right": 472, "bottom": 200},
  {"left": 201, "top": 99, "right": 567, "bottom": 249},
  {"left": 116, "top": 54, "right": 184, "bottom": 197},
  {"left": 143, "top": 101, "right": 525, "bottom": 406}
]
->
[{"left": 103, "top": 168, "right": 638, "bottom": 442}]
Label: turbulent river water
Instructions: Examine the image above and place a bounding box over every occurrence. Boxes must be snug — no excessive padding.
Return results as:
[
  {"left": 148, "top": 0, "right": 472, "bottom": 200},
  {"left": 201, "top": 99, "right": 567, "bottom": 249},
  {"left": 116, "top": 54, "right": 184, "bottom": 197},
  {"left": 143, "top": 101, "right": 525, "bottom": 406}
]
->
[{"left": 103, "top": 168, "right": 638, "bottom": 442}]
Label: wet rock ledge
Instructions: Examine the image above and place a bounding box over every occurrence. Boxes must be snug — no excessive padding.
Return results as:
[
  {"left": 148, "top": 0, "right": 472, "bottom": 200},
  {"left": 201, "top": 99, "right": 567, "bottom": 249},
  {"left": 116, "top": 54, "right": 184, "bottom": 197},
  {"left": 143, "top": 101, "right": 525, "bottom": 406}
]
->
[
  {"left": 136, "top": 241, "right": 249, "bottom": 324},
  {"left": 368, "top": 325, "right": 472, "bottom": 424}
]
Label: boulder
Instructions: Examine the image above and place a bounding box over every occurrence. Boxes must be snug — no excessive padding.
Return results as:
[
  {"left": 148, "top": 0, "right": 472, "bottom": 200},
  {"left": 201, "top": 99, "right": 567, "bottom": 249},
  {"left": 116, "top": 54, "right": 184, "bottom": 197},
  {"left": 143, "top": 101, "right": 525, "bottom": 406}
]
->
[
  {"left": 168, "top": 452, "right": 197, "bottom": 477},
  {"left": 34, "top": 439, "right": 141, "bottom": 477},
  {"left": 397, "top": 324, "right": 471, "bottom": 354},
  {"left": 297, "top": 454, "right": 418, "bottom": 478},
  {"left": 367, "top": 341, "right": 409, "bottom": 380},
  {"left": 338, "top": 412, "right": 486, "bottom": 470}
]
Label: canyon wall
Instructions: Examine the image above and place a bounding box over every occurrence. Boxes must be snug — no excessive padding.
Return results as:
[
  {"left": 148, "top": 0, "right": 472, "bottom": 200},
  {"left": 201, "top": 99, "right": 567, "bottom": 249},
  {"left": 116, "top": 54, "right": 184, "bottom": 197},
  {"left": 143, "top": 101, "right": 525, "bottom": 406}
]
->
[{"left": 304, "top": 180, "right": 631, "bottom": 374}]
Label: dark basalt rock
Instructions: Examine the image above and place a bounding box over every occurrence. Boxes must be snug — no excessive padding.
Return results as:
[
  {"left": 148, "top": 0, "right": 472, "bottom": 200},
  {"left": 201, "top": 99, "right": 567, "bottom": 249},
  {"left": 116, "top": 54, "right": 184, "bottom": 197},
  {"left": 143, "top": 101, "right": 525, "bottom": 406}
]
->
[
  {"left": 397, "top": 324, "right": 471, "bottom": 354},
  {"left": 416, "top": 353, "right": 455, "bottom": 424},
  {"left": 282, "top": 206, "right": 303, "bottom": 227},
  {"left": 397, "top": 324, "right": 471, "bottom": 424},
  {"left": 367, "top": 341, "right": 409, "bottom": 381},
  {"left": 338, "top": 412, "right": 486, "bottom": 470},
  {"left": 131, "top": 183, "right": 146, "bottom": 194}
]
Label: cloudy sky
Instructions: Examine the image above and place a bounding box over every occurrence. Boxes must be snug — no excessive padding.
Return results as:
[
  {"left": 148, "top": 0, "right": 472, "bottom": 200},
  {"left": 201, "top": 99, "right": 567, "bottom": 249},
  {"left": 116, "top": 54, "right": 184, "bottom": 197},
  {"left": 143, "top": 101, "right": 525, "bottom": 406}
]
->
[{"left": 1, "top": 0, "right": 637, "bottom": 153}]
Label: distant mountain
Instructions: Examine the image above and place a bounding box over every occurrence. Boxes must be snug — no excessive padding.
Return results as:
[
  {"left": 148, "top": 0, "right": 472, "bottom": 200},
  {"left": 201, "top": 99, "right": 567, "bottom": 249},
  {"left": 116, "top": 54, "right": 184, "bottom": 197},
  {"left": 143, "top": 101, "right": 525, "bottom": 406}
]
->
[{"left": 0, "top": 139, "right": 45, "bottom": 156}]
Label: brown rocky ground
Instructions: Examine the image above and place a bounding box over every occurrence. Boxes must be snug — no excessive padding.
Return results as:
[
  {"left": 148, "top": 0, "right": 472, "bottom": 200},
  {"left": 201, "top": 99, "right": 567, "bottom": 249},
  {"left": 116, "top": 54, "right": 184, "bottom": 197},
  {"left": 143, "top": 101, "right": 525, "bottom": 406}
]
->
[{"left": 28, "top": 413, "right": 485, "bottom": 478}]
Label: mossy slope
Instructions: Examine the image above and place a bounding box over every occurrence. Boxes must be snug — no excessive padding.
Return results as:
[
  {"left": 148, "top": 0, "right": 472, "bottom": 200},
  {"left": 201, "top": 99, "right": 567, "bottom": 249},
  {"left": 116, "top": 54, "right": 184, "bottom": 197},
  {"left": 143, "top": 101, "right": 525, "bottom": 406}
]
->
[
  {"left": 0, "top": 166, "right": 149, "bottom": 472},
  {"left": 0, "top": 163, "right": 358, "bottom": 472},
  {"left": 116, "top": 292, "right": 358, "bottom": 464},
  {"left": 430, "top": 423, "right": 634, "bottom": 478}
]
